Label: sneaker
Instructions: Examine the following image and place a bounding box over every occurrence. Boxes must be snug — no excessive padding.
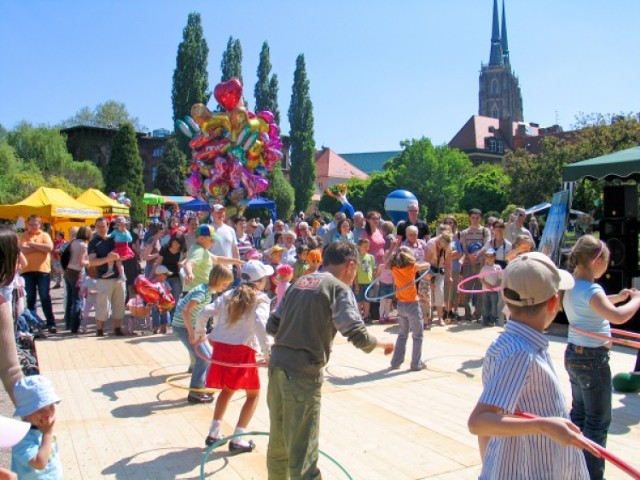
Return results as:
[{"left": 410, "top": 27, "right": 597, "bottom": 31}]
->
[
  {"left": 117, "top": 275, "right": 126, "bottom": 283},
  {"left": 47, "top": 326, "right": 57, "bottom": 334},
  {"left": 410, "top": 362, "right": 427, "bottom": 371},
  {"left": 229, "top": 440, "right": 255, "bottom": 454},
  {"left": 79, "top": 326, "right": 87, "bottom": 334},
  {"left": 187, "top": 393, "right": 214, "bottom": 404},
  {"left": 102, "top": 270, "right": 115, "bottom": 278}
]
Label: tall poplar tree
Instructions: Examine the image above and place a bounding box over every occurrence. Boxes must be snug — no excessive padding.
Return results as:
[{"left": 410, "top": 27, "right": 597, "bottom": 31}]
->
[
  {"left": 172, "top": 12, "right": 210, "bottom": 155},
  {"left": 288, "top": 54, "right": 316, "bottom": 213},
  {"left": 220, "top": 37, "right": 243, "bottom": 84},
  {"left": 268, "top": 74, "right": 281, "bottom": 125},
  {"left": 154, "top": 138, "right": 188, "bottom": 195},
  {"left": 105, "top": 123, "right": 145, "bottom": 222}
]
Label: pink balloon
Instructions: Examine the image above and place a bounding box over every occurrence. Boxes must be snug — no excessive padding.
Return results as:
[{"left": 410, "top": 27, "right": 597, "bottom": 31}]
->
[{"left": 257, "top": 111, "right": 274, "bottom": 124}]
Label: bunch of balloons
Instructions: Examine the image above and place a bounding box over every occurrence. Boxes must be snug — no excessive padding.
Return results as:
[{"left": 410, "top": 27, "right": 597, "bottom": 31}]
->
[
  {"left": 108, "top": 191, "right": 132, "bottom": 207},
  {"left": 177, "top": 77, "right": 283, "bottom": 210},
  {"left": 134, "top": 275, "right": 175, "bottom": 312}
]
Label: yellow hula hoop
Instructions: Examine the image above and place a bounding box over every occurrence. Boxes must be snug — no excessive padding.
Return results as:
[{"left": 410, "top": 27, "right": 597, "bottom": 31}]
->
[{"left": 165, "top": 373, "right": 219, "bottom": 394}]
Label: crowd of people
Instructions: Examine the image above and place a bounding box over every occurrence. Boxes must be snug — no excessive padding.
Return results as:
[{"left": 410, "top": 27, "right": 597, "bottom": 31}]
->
[{"left": 1, "top": 196, "right": 639, "bottom": 479}]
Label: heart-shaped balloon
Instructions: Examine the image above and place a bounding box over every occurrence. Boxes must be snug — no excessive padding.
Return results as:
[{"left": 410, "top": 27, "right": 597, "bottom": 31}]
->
[{"left": 214, "top": 78, "right": 243, "bottom": 111}]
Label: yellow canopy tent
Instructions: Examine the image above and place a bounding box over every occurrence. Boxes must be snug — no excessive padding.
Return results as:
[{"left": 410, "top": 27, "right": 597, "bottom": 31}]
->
[
  {"left": 0, "top": 187, "right": 101, "bottom": 238},
  {"left": 77, "top": 189, "right": 130, "bottom": 217}
]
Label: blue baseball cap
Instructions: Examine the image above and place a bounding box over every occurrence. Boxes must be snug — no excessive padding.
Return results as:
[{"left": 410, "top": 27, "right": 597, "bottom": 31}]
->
[{"left": 14, "top": 376, "right": 61, "bottom": 418}]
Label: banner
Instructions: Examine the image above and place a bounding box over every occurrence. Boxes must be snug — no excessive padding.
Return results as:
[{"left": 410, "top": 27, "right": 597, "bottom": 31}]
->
[{"left": 538, "top": 190, "right": 571, "bottom": 265}]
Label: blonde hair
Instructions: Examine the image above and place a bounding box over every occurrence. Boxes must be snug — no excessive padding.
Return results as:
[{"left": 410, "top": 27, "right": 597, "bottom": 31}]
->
[
  {"left": 439, "top": 231, "right": 453, "bottom": 245},
  {"left": 405, "top": 225, "right": 419, "bottom": 236},
  {"left": 227, "top": 282, "right": 259, "bottom": 325},
  {"left": 389, "top": 246, "right": 416, "bottom": 268},
  {"left": 568, "top": 234, "right": 609, "bottom": 271},
  {"left": 208, "top": 264, "right": 234, "bottom": 290},
  {"left": 381, "top": 221, "right": 395, "bottom": 235}
]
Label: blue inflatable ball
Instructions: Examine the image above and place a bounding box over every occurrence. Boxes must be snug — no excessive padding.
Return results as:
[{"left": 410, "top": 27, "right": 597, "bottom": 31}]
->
[
  {"left": 612, "top": 372, "right": 640, "bottom": 393},
  {"left": 384, "top": 190, "right": 418, "bottom": 225}
]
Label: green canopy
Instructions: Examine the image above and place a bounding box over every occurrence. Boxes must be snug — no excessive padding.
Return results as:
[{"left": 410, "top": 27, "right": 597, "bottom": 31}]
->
[
  {"left": 143, "top": 193, "right": 165, "bottom": 205},
  {"left": 563, "top": 146, "right": 640, "bottom": 182}
]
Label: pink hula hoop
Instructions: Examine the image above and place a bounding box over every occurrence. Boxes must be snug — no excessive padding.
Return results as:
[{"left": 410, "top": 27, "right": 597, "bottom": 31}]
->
[
  {"left": 193, "top": 341, "right": 267, "bottom": 368},
  {"left": 515, "top": 412, "right": 640, "bottom": 479},
  {"left": 570, "top": 325, "right": 640, "bottom": 350},
  {"left": 457, "top": 269, "right": 503, "bottom": 294}
]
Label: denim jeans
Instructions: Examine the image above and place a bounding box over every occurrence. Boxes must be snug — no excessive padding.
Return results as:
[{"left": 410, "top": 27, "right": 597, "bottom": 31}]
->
[
  {"left": 482, "top": 292, "right": 499, "bottom": 324},
  {"left": 22, "top": 272, "right": 55, "bottom": 326},
  {"left": 172, "top": 325, "right": 208, "bottom": 389},
  {"left": 390, "top": 301, "right": 424, "bottom": 370},
  {"left": 64, "top": 277, "right": 82, "bottom": 332},
  {"left": 564, "top": 344, "right": 611, "bottom": 480}
]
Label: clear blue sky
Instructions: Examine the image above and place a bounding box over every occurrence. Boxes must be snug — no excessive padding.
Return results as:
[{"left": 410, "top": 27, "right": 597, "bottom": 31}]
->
[{"left": 1, "top": 0, "right": 638, "bottom": 153}]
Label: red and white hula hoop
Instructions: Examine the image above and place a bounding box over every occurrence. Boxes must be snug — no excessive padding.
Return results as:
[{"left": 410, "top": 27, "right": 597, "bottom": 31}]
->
[
  {"left": 569, "top": 325, "right": 640, "bottom": 350},
  {"left": 515, "top": 412, "right": 640, "bottom": 479},
  {"left": 193, "top": 341, "right": 267, "bottom": 368}
]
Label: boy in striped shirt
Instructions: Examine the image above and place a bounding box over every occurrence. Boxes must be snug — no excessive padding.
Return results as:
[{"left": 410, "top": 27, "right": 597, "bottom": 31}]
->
[{"left": 468, "top": 252, "right": 597, "bottom": 479}]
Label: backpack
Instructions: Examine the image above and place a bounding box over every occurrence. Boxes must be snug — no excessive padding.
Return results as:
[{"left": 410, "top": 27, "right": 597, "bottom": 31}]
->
[{"left": 60, "top": 241, "right": 72, "bottom": 270}]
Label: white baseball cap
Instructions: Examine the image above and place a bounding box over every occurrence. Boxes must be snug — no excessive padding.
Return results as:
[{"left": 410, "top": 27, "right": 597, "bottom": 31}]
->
[
  {"left": 241, "top": 260, "right": 274, "bottom": 282},
  {"left": 501, "top": 252, "right": 574, "bottom": 306}
]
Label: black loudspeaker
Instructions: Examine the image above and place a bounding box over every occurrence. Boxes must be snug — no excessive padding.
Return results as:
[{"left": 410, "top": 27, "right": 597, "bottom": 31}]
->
[
  {"left": 599, "top": 218, "right": 638, "bottom": 275},
  {"left": 597, "top": 269, "right": 625, "bottom": 294},
  {"left": 603, "top": 185, "right": 638, "bottom": 218}
]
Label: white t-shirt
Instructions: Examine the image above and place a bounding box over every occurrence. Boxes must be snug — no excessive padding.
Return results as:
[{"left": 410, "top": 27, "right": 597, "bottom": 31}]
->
[{"left": 209, "top": 223, "right": 237, "bottom": 258}]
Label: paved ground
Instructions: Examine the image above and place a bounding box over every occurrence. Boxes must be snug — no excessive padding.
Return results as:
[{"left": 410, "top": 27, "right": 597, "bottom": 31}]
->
[{"left": 2, "top": 286, "right": 639, "bottom": 479}]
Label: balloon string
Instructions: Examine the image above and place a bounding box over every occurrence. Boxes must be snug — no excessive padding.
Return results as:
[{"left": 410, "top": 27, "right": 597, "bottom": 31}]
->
[{"left": 514, "top": 412, "right": 640, "bottom": 479}]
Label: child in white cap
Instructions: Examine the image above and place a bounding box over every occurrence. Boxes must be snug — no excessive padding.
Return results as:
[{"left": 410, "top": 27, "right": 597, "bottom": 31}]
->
[
  {"left": 11, "top": 375, "right": 63, "bottom": 479},
  {"left": 194, "top": 260, "right": 273, "bottom": 453}
]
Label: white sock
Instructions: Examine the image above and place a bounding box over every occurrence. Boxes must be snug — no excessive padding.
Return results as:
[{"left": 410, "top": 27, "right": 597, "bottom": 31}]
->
[
  {"left": 233, "top": 426, "right": 250, "bottom": 447},
  {"left": 208, "top": 419, "right": 221, "bottom": 438}
]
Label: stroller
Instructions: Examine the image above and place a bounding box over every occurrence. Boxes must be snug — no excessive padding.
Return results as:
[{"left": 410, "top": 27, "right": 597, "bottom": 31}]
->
[{"left": 126, "top": 295, "right": 153, "bottom": 335}]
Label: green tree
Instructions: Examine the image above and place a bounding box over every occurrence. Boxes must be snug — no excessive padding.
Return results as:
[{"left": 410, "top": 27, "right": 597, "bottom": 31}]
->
[
  {"left": 506, "top": 113, "right": 640, "bottom": 210},
  {"left": 60, "top": 160, "right": 105, "bottom": 192},
  {"left": 154, "top": 138, "right": 187, "bottom": 195},
  {"left": 386, "top": 138, "right": 472, "bottom": 221},
  {"left": 6, "top": 122, "right": 73, "bottom": 175},
  {"left": 105, "top": 123, "right": 145, "bottom": 222},
  {"left": 288, "top": 54, "right": 316, "bottom": 213},
  {"left": 268, "top": 75, "right": 281, "bottom": 125},
  {"left": 221, "top": 37, "right": 243, "bottom": 84},
  {"left": 172, "top": 12, "right": 210, "bottom": 155},
  {"left": 459, "top": 164, "right": 511, "bottom": 214},
  {"left": 254, "top": 41, "right": 280, "bottom": 124},
  {"left": 60, "top": 101, "right": 144, "bottom": 131},
  {"left": 265, "top": 166, "right": 295, "bottom": 220},
  {"left": 0, "top": 142, "right": 46, "bottom": 203}
]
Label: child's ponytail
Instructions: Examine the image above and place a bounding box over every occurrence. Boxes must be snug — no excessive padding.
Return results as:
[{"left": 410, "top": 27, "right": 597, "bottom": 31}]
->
[
  {"left": 568, "top": 234, "right": 608, "bottom": 272},
  {"left": 227, "top": 279, "right": 258, "bottom": 325}
]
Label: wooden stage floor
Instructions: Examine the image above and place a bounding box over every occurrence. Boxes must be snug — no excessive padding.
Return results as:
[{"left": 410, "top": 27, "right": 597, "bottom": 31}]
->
[{"left": 31, "top": 301, "right": 639, "bottom": 480}]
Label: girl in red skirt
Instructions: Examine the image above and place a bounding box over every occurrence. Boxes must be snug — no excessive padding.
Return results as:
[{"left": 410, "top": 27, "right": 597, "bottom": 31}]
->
[{"left": 194, "top": 260, "right": 273, "bottom": 453}]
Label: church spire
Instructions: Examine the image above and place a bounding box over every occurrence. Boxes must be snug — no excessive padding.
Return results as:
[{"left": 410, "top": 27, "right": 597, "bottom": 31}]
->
[
  {"left": 501, "top": 0, "right": 510, "bottom": 65},
  {"left": 489, "top": 0, "right": 504, "bottom": 65}
]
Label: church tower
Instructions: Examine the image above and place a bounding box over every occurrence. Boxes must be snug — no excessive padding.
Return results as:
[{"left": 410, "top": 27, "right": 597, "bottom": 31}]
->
[{"left": 478, "top": 0, "right": 523, "bottom": 122}]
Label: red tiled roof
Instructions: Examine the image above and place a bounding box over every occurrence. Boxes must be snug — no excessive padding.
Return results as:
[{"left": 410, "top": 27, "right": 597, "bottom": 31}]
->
[
  {"left": 449, "top": 115, "right": 501, "bottom": 150},
  {"left": 315, "top": 148, "right": 369, "bottom": 180}
]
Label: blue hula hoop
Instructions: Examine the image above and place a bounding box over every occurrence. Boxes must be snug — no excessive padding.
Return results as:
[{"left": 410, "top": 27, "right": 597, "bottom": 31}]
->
[{"left": 364, "top": 267, "right": 432, "bottom": 302}]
